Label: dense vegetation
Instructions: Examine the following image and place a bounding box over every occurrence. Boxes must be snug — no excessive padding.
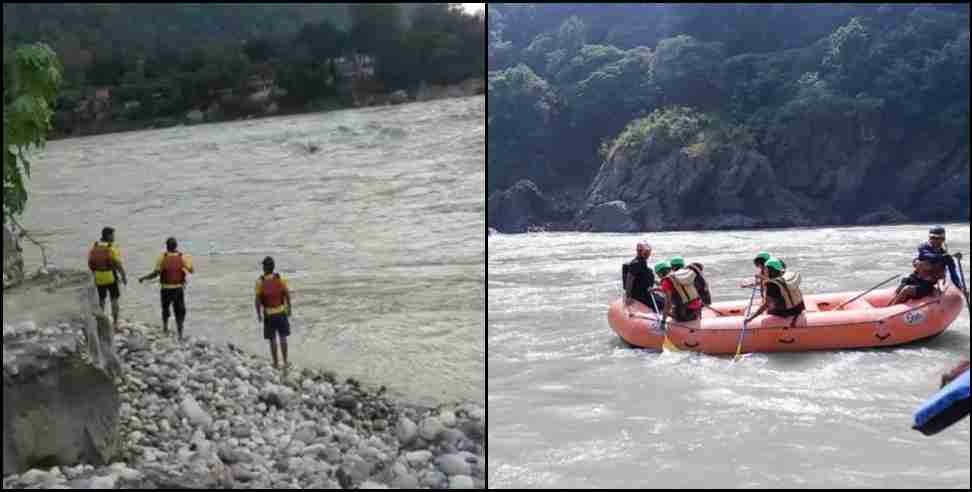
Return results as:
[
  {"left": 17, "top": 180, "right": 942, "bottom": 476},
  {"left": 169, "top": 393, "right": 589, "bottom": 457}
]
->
[
  {"left": 488, "top": 4, "right": 970, "bottom": 197},
  {"left": 4, "top": 3, "right": 485, "bottom": 137},
  {"left": 3, "top": 43, "right": 63, "bottom": 225}
]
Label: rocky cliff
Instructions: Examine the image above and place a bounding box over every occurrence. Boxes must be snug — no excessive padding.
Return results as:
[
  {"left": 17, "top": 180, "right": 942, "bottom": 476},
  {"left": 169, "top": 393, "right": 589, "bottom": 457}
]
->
[{"left": 488, "top": 106, "right": 970, "bottom": 234}]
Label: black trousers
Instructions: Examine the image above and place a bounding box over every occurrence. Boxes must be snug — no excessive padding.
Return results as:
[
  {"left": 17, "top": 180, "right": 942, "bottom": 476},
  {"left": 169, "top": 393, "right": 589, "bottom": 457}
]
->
[{"left": 161, "top": 288, "right": 187, "bottom": 322}]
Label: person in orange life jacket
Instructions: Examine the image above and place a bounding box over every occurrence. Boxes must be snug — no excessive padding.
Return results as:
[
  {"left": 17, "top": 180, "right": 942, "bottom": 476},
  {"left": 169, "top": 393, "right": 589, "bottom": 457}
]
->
[
  {"left": 654, "top": 261, "right": 703, "bottom": 322},
  {"left": 88, "top": 227, "right": 128, "bottom": 333},
  {"left": 745, "top": 258, "right": 806, "bottom": 324},
  {"left": 138, "top": 237, "right": 195, "bottom": 340},
  {"left": 669, "top": 256, "right": 712, "bottom": 306},
  {"left": 256, "top": 257, "right": 294, "bottom": 369}
]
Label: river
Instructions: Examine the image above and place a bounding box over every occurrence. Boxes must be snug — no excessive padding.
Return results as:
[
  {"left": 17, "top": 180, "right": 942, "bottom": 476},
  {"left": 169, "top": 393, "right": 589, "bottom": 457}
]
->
[
  {"left": 488, "top": 224, "right": 970, "bottom": 488},
  {"left": 19, "top": 96, "right": 486, "bottom": 407}
]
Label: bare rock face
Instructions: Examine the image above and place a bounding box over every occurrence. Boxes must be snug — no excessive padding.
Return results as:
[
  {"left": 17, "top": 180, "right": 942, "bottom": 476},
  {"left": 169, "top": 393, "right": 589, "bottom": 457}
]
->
[
  {"left": 2, "top": 225, "right": 25, "bottom": 289},
  {"left": 2, "top": 270, "right": 122, "bottom": 476},
  {"left": 487, "top": 180, "right": 554, "bottom": 233}
]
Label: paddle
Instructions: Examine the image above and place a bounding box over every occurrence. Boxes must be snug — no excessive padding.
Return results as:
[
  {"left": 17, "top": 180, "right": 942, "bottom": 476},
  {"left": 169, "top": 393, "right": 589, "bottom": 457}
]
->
[
  {"left": 649, "top": 290, "right": 681, "bottom": 353},
  {"left": 834, "top": 273, "right": 902, "bottom": 311},
  {"left": 956, "top": 255, "right": 971, "bottom": 314},
  {"left": 733, "top": 284, "right": 759, "bottom": 362},
  {"left": 705, "top": 305, "right": 727, "bottom": 316}
]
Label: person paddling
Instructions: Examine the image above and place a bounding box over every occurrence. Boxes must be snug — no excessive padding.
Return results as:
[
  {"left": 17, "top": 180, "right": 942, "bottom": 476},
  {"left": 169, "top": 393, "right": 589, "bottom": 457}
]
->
[
  {"left": 745, "top": 258, "right": 805, "bottom": 326},
  {"left": 88, "top": 227, "right": 128, "bottom": 333},
  {"left": 255, "top": 257, "right": 293, "bottom": 370},
  {"left": 139, "top": 237, "right": 195, "bottom": 340},
  {"left": 655, "top": 260, "right": 703, "bottom": 322},
  {"left": 670, "top": 256, "right": 712, "bottom": 306}
]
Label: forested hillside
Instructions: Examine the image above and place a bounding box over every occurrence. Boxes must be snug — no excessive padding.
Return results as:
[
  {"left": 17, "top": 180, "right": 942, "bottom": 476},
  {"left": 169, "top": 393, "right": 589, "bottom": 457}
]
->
[
  {"left": 487, "top": 4, "right": 969, "bottom": 233},
  {"left": 4, "top": 3, "right": 485, "bottom": 137}
]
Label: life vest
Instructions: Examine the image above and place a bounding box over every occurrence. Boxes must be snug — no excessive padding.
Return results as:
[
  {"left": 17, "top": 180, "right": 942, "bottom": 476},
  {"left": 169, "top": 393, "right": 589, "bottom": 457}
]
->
[
  {"left": 669, "top": 269, "right": 701, "bottom": 306},
  {"left": 160, "top": 252, "right": 187, "bottom": 286},
  {"left": 766, "top": 272, "right": 804, "bottom": 310},
  {"left": 260, "top": 274, "right": 287, "bottom": 310},
  {"left": 687, "top": 264, "right": 711, "bottom": 305},
  {"left": 88, "top": 242, "right": 115, "bottom": 272}
]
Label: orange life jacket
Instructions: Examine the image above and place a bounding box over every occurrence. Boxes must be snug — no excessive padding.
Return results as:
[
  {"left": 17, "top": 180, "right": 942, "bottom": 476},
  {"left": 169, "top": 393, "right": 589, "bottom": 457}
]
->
[
  {"left": 160, "top": 252, "right": 186, "bottom": 285},
  {"left": 260, "top": 274, "right": 287, "bottom": 310},
  {"left": 88, "top": 242, "right": 115, "bottom": 272}
]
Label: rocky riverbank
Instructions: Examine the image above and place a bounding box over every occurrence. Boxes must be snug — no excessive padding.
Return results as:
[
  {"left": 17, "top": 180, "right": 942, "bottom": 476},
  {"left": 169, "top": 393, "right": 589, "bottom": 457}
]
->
[{"left": 3, "top": 312, "right": 485, "bottom": 489}]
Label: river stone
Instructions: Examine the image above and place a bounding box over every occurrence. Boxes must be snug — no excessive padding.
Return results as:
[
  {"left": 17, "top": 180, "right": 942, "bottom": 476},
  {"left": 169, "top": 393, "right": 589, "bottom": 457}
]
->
[
  {"left": 335, "top": 395, "right": 359, "bottom": 412},
  {"left": 180, "top": 395, "right": 213, "bottom": 429},
  {"left": 396, "top": 417, "right": 418, "bottom": 445},
  {"left": 449, "top": 475, "right": 475, "bottom": 489},
  {"left": 406, "top": 450, "right": 433, "bottom": 467},
  {"left": 419, "top": 417, "right": 444, "bottom": 441},
  {"left": 294, "top": 428, "right": 316, "bottom": 444},
  {"left": 389, "top": 462, "right": 419, "bottom": 489},
  {"left": 89, "top": 475, "right": 117, "bottom": 489},
  {"left": 439, "top": 410, "right": 457, "bottom": 428},
  {"left": 436, "top": 454, "right": 471, "bottom": 476}
]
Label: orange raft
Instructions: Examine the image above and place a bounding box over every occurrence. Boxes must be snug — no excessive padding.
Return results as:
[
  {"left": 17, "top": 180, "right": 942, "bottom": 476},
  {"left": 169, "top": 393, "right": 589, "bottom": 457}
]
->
[{"left": 608, "top": 287, "right": 965, "bottom": 354}]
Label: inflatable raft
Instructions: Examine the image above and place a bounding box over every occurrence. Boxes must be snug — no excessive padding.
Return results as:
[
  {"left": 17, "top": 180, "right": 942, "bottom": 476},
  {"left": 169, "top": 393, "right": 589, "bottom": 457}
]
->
[
  {"left": 608, "top": 286, "right": 965, "bottom": 354},
  {"left": 913, "top": 369, "right": 970, "bottom": 436}
]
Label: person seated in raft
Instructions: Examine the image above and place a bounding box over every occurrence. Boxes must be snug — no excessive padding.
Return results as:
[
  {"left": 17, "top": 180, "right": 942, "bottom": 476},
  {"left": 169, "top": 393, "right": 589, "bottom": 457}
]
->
[
  {"left": 745, "top": 258, "right": 805, "bottom": 325},
  {"left": 670, "top": 257, "right": 712, "bottom": 306},
  {"left": 914, "top": 226, "right": 964, "bottom": 290},
  {"left": 887, "top": 261, "right": 940, "bottom": 306},
  {"left": 740, "top": 251, "right": 787, "bottom": 289},
  {"left": 655, "top": 260, "right": 704, "bottom": 322},
  {"left": 623, "top": 241, "right": 666, "bottom": 312}
]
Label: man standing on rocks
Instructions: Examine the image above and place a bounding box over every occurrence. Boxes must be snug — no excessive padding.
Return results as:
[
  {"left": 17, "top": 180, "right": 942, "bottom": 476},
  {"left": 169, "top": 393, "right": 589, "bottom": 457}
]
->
[
  {"left": 255, "top": 256, "right": 293, "bottom": 369},
  {"left": 88, "top": 227, "right": 128, "bottom": 333},
  {"left": 138, "top": 237, "right": 195, "bottom": 340}
]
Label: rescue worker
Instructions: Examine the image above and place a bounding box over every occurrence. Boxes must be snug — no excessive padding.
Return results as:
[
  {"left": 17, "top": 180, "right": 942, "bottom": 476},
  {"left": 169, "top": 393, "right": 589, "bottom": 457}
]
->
[
  {"left": 623, "top": 241, "right": 665, "bottom": 312},
  {"left": 255, "top": 257, "right": 294, "bottom": 369},
  {"left": 138, "top": 237, "right": 195, "bottom": 340},
  {"left": 745, "top": 258, "right": 805, "bottom": 325},
  {"left": 670, "top": 256, "right": 712, "bottom": 306},
  {"left": 655, "top": 260, "right": 703, "bottom": 322},
  {"left": 88, "top": 227, "right": 128, "bottom": 333}
]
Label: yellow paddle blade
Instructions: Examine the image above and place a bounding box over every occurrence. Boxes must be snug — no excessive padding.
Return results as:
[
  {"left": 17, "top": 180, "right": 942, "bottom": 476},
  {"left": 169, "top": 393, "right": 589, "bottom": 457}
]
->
[{"left": 662, "top": 336, "right": 680, "bottom": 353}]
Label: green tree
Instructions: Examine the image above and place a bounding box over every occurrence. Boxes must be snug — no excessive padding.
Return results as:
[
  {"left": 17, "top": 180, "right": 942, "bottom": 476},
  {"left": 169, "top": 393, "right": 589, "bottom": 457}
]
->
[
  {"left": 296, "top": 20, "right": 347, "bottom": 62},
  {"left": 4, "top": 43, "right": 63, "bottom": 224},
  {"left": 823, "top": 16, "right": 872, "bottom": 95},
  {"left": 652, "top": 34, "right": 725, "bottom": 107}
]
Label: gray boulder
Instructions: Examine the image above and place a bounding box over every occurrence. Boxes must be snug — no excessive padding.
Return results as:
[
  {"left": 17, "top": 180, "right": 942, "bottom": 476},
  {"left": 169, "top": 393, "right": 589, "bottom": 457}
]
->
[
  {"left": 575, "top": 201, "right": 640, "bottom": 233},
  {"left": 3, "top": 271, "right": 122, "bottom": 476},
  {"left": 3, "top": 225, "right": 25, "bottom": 289},
  {"left": 487, "top": 180, "right": 553, "bottom": 233}
]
